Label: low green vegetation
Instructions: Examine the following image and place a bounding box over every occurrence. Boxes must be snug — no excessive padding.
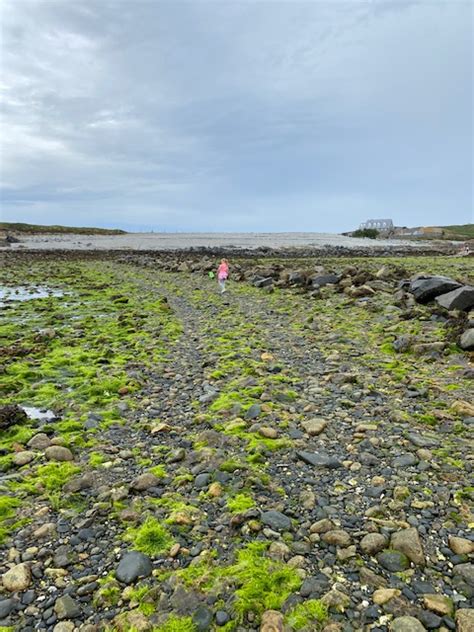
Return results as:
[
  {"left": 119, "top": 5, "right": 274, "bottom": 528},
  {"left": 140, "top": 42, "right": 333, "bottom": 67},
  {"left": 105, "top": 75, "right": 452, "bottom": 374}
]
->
[
  {"left": 285, "top": 599, "right": 328, "bottom": 630},
  {"left": 0, "top": 221, "right": 126, "bottom": 234},
  {"left": 125, "top": 517, "right": 174, "bottom": 556}
]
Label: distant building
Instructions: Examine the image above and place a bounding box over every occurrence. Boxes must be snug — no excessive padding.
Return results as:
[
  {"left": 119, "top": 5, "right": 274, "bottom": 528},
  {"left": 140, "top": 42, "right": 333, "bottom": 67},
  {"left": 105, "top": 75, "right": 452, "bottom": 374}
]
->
[{"left": 359, "top": 219, "right": 394, "bottom": 232}]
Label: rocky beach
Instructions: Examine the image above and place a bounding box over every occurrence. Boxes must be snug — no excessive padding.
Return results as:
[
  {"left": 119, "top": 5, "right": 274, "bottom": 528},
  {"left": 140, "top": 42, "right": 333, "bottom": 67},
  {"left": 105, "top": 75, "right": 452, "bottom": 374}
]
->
[{"left": 0, "top": 249, "right": 473, "bottom": 632}]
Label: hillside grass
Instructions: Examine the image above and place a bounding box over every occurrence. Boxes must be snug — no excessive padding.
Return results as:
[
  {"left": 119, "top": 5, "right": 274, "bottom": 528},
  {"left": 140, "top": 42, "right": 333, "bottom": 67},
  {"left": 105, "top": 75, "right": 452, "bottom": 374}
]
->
[{"left": 1, "top": 222, "right": 126, "bottom": 235}]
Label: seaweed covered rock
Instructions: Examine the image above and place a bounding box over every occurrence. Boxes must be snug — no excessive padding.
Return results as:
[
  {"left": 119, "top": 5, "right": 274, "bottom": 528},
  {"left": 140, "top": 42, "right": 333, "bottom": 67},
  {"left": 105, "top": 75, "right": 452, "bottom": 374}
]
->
[{"left": 0, "top": 404, "right": 27, "bottom": 430}]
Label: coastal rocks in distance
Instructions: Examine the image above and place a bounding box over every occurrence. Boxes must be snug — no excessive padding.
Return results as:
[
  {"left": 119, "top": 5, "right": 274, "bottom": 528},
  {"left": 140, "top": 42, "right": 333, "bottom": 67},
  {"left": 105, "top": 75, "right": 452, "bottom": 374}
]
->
[
  {"left": 435, "top": 285, "right": 474, "bottom": 311},
  {"left": 409, "top": 275, "right": 461, "bottom": 304}
]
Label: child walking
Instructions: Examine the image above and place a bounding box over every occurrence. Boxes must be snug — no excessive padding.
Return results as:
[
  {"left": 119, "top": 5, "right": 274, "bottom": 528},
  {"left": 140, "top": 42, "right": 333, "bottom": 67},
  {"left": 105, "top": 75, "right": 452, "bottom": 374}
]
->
[{"left": 217, "top": 259, "right": 229, "bottom": 293}]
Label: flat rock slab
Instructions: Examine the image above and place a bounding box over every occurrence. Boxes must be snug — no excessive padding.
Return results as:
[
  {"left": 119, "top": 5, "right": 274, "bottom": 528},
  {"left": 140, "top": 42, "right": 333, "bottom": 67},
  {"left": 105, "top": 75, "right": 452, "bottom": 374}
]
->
[
  {"left": 435, "top": 285, "right": 474, "bottom": 311},
  {"left": 409, "top": 276, "right": 461, "bottom": 303},
  {"left": 296, "top": 450, "right": 342, "bottom": 468},
  {"left": 406, "top": 433, "right": 439, "bottom": 448},
  {"left": 261, "top": 510, "right": 292, "bottom": 531}
]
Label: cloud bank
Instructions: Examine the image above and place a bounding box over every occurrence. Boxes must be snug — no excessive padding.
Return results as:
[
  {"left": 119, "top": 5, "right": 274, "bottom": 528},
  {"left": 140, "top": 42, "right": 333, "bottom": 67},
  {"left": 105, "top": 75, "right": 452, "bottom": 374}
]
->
[{"left": 1, "top": 0, "right": 472, "bottom": 231}]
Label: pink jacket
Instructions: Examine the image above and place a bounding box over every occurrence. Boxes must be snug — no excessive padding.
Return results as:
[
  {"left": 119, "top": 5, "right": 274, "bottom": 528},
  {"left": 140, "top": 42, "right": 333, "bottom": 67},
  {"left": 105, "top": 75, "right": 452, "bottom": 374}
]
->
[{"left": 217, "top": 262, "right": 229, "bottom": 280}]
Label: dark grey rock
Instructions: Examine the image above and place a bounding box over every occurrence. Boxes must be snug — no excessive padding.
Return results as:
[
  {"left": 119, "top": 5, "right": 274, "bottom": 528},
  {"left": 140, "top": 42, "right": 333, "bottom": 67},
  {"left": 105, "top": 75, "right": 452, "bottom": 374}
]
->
[
  {"left": 453, "top": 563, "right": 474, "bottom": 587},
  {"left": 0, "top": 599, "right": 14, "bottom": 619},
  {"left": 409, "top": 276, "right": 461, "bottom": 303},
  {"left": 54, "top": 595, "right": 81, "bottom": 619},
  {"left": 193, "top": 605, "right": 213, "bottom": 631},
  {"left": 419, "top": 610, "right": 442, "bottom": 629},
  {"left": 245, "top": 404, "right": 261, "bottom": 420},
  {"left": 254, "top": 277, "right": 274, "bottom": 288},
  {"left": 393, "top": 453, "right": 418, "bottom": 468},
  {"left": 116, "top": 551, "right": 152, "bottom": 584},
  {"left": 215, "top": 611, "right": 230, "bottom": 626},
  {"left": 377, "top": 550, "right": 410, "bottom": 571},
  {"left": 406, "top": 433, "right": 438, "bottom": 448},
  {"left": 296, "top": 450, "right": 342, "bottom": 468},
  {"left": 261, "top": 510, "right": 292, "bottom": 531},
  {"left": 310, "top": 274, "right": 340, "bottom": 288},
  {"left": 459, "top": 329, "right": 474, "bottom": 351},
  {"left": 435, "top": 286, "right": 474, "bottom": 311},
  {"left": 194, "top": 473, "right": 211, "bottom": 489}
]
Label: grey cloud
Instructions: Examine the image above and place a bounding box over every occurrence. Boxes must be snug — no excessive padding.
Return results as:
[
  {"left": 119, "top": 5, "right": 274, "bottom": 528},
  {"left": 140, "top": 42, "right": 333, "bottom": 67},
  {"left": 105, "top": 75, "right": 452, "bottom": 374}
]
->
[{"left": 1, "top": 0, "right": 472, "bottom": 231}]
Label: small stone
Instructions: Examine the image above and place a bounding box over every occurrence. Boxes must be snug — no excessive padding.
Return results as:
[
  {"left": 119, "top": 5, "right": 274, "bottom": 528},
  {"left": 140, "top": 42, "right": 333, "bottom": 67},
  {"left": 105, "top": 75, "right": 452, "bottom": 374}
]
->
[
  {"left": 359, "top": 566, "right": 388, "bottom": 587},
  {"left": 390, "top": 528, "right": 425, "bottom": 566},
  {"left": 27, "top": 433, "right": 51, "bottom": 449},
  {"left": 259, "top": 427, "right": 278, "bottom": 439},
  {"left": 320, "top": 588, "right": 351, "bottom": 612},
  {"left": 455, "top": 609, "right": 474, "bottom": 632},
  {"left": 261, "top": 510, "right": 292, "bottom": 531},
  {"left": 33, "top": 522, "right": 57, "bottom": 539},
  {"left": 355, "top": 423, "right": 378, "bottom": 432},
  {"left": 360, "top": 533, "right": 387, "bottom": 555},
  {"left": 131, "top": 473, "right": 160, "bottom": 491},
  {"left": 460, "top": 329, "right": 474, "bottom": 350},
  {"left": 45, "top": 446, "right": 74, "bottom": 462},
  {"left": 2, "top": 563, "right": 31, "bottom": 591},
  {"left": 448, "top": 536, "right": 474, "bottom": 555},
  {"left": 322, "top": 529, "right": 351, "bottom": 547},
  {"left": 0, "top": 598, "right": 14, "bottom": 618},
  {"left": 245, "top": 404, "right": 261, "bottom": 420},
  {"left": 53, "top": 623, "right": 76, "bottom": 632},
  {"left": 260, "top": 610, "right": 284, "bottom": 631},
  {"left": 301, "top": 418, "right": 328, "bottom": 436},
  {"left": 390, "top": 616, "right": 427, "bottom": 632},
  {"left": 54, "top": 595, "right": 81, "bottom": 619},
  {"left": 13, "top": 451, "right": 35, "bottom": 466},
  {"left": 310, "top": 519, "right": 334, "bottom": 534},
  {"left": 192, "top": 605, "right": 213, "bottom": 631},
  {"left": 268, "top": 541, "right": 290, "bottom": 560},
  {"left": 208, "top": 482, "right": 222, "bottom": 497},
  {"left": 378, "top": 550, "right": 410, "bottom": 572},
  {"left": 299, "top": 490, "right": 316, "bottom": 509},
  {"left": 337, "top": 545, "right": 356, "bottom": 561},
  {"left": 422, "top": 595, "right": 453, "bottom": 616},
  {"left": 215, "top": 610, "right": 230, "bottom": 626},
  {"left": 297, "top": 450, "right": 342, "bottom": 468},
  {"left": 169, "top": 543, "right": 181, "bottom": 558},
  {"left": 116, "top": 551, "right": 152, "bottom": 584},
  {"left": 394, "top": 486, "right": 411, "bottom": 501},
  {"left": 373, "top": 588, "right": 401, "bottom": 605},
  {"left": 194, "top": 473, "right": 211, "bottom": 488},
  {"left": 393, "top": 453, "right": 418, "bottom": 468}
]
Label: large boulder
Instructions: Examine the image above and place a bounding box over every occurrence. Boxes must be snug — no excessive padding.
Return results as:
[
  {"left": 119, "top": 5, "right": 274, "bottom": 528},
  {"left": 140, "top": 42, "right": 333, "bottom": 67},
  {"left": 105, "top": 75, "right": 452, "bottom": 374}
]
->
[
  {"left": 435, "top": 285, "right": 474, "bottom": 310},
  {"left": 459, "top": 329, "right": 474, "bottom": 350},
  {"left": 409, "top": 276, "right": 461, "bottom": 303},
  {"left": 309, "top": 274, "right": 340, "bottom": 288}
]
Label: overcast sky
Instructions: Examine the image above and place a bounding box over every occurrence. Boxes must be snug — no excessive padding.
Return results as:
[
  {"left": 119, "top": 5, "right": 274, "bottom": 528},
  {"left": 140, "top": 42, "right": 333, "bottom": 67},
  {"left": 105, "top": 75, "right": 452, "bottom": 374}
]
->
[{"left": 1, "top": 1, "right": 472, "bottom": 232}]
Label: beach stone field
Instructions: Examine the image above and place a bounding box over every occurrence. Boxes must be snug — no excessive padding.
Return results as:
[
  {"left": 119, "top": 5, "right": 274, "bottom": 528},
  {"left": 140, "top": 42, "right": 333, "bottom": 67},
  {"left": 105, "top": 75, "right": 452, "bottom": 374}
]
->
[{"left": 0, "top": 250, "right": 473, "bottom": 632}]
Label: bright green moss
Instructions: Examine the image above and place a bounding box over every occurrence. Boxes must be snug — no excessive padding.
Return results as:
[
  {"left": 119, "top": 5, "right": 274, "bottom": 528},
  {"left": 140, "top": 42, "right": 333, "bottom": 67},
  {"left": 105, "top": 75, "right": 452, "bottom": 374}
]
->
[
  {"left": 285, "top": 599, "right": 328, "bottom": 630},
  {"left": 226, "top": 493, "right": 255, "bottom": 514},
  {"left": 153, "top": 616, "right": 196, "bottom": 632},
  {"left": 125, "top": 517, "right": 174, "bottom": 556}
]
